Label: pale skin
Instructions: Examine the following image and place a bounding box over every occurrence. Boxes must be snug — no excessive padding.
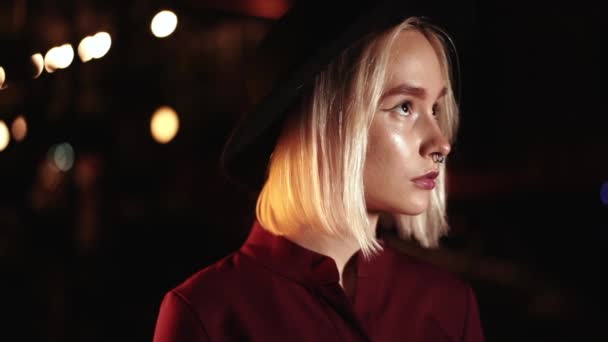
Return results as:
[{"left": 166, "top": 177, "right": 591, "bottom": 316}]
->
[{"left": 285, "top": 29, "right": 452, "bottom": 296}]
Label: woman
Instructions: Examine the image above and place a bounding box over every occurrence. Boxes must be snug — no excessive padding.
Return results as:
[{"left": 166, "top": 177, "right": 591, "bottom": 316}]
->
[{"left": 154, "top": 1, "right": 483, "bottom": 341}]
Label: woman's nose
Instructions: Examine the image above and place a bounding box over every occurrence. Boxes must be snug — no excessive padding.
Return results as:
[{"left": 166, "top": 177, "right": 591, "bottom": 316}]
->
[{"left": 420, "top": 116, "right": 451, "bottom": 159}]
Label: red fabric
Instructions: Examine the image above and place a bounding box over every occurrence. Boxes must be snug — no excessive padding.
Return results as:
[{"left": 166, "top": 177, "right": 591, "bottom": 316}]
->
[{"left": 154, "top": 221, "right": 484, "bottom": 341}]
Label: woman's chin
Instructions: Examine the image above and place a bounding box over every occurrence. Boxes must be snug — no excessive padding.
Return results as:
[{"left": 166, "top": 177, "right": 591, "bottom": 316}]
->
[
  {"left": 369, "top": 197, "right": 430, "bottom": 217},
  {"left": 395, "top": 201, "right": 430, "bottom": 216}
]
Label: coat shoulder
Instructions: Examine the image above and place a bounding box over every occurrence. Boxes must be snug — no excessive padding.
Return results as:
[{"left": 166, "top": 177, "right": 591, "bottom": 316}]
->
[{"left": 168, "top": 251, "right": 274, "bottom": 313}]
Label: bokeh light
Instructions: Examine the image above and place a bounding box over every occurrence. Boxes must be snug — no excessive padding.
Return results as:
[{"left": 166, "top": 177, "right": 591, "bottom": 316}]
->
[
  {"left": 11, "top": 115, "right": 27, "bottom": 142},
  {"left": 150, "top": 106, "right": 180, "bottom": 144},
  {"left": 78, "top": 36, "right": 95, "bottom": 62},
  {"left": 79, "top": 32, "right": 112, "bottom": 62},
  {"left": 40, "top": 160, "right": 63, "bottom": 192},
  {"left": 45, "top": 44, "right": 74, "bottom": 73},
  {"left": 92, "top": 32, "right": 112, "bottom": 58},
  {"left": 0, "top": 66, "right": 6, "bottom": 89},
  {"left": 31, "top": 53, "right": 44, "bottom": 78},
  {"left": 0, "top": 120, "right": 10, "bottom": 151},
  {"left": 150, "top": 10, "right": 178, "bottom": 38},
  {"left": 48, "top": 143, "right": 75, "bottom": 171},
  {"left": 601, "top": 182, "right": 608, "bottom": 206}
]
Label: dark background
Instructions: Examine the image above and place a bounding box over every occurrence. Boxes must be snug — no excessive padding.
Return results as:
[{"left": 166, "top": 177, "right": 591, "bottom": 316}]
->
[{"left": 1, "top": 0, "right": 606, "bottom": 341}]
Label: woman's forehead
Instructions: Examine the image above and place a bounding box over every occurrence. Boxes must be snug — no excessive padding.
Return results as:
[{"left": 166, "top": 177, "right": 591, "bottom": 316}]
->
[{"left": 385, "top": 30, "right": 446, "bottom": 94}]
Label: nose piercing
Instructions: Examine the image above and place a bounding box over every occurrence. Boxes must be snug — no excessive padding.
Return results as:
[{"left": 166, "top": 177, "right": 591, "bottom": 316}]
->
[{"left": 432, "top": 153, "right": 445, "bottom": 164}]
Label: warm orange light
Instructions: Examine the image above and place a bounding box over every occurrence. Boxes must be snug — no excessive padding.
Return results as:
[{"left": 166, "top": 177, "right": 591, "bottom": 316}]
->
[
  {"left": 11, "top": 115, "right": 27, "bottom": 142},
  {"left": 150, "top": 106, "right": 180, "bottom": 144}
]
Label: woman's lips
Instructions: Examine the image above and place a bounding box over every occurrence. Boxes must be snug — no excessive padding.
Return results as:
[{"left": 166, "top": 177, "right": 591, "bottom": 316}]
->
[
  {"left": 412, "top": 178, "right": 436, "bottom": 190},
  {"left": 412, "top": 171, "right": 438, "bottom": 190}
]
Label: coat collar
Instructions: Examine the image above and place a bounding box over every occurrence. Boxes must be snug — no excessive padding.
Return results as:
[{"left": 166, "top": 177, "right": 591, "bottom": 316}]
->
[{"left": 239, "top": 221, "right": 388, "bottom": 287}]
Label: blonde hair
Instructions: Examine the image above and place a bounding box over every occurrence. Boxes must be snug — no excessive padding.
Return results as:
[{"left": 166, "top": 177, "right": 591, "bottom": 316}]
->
[{"left": 256, "top": 17, "right": 460, "bottom": 257}]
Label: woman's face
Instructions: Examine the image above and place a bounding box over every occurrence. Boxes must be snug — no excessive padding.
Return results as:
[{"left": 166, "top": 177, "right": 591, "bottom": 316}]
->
[{"left": 364, "top": 30, "right": 451, "bottom": 216}]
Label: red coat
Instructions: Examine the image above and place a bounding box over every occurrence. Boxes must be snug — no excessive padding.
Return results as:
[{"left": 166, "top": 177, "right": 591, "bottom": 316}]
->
[{"left": 153, "top": 221, "right": 484, "bottom": 341}]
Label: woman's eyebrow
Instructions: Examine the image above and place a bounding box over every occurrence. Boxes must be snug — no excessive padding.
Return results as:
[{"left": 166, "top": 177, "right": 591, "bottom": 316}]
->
[{"left": 381, "top": 83, "right": 447, "bottom": 101}]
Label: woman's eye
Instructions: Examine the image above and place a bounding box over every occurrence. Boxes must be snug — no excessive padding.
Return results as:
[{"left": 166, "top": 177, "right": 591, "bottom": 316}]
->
[
  {"left": 432, "top": 104, "right": 439, "bottom": 117},
  {"left": 396, "top": 101, "right": 411, "bottom": 116}
]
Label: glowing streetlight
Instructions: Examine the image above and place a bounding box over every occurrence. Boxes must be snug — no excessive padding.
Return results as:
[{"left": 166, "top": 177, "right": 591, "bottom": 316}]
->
[
  {"left": 151, "top": 10, "right": 178, "bottom": 38},
  {"left": 150, "top": 106, "right": 179, "bottom": 144}
]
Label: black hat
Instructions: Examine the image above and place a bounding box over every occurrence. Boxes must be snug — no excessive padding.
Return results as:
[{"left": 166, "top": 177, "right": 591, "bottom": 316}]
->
[{"left": 220, "top": 0, "right": 468, "bottom": 193}]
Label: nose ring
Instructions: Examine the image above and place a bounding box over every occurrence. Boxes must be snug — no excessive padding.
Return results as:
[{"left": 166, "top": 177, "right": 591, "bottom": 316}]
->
[{"left": 432, "top": 153, "right": 445, "bottom": 164}]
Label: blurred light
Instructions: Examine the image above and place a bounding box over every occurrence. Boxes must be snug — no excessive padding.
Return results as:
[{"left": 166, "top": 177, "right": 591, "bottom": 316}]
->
[
  {"left": 45, "top": 44, "right": 74, "bottom": 73},
  {"left": 151, "top": 10, "right": 178, "bottom": 38},
  {"left": 0, "top": 66, "right": 6, "bottom": 89},
  {"left": 78, "top": 32, "right": 112, "bottom": 62},
  {"left": 31, "top": 53, "right": 44, "bottom": 78},
  {"left": 0, "top": 120, "right": 10, "bottom": 152},
  {"left": 601, "top": 182, "right": 608, "bottom": 205},
  {"left": 11, "top": 115, "right": 27, "bottom": 142},
  {"left": 78, "top": 36, "right": 95, "bottom": 62},
  {"left": 91, "top": 32, "right": 112, "bottom": 59},
  {"left": 44, "top": 46, "right": 60, "bottom": 72},
  {"left": 150, "top": 106, "right": 179, "bottom": 144},
  {"left": 48, "top": 142, "right": 75, "bottom": 171},
  {"left": 92, "top": 32, "right": 112, "bottom": 58},
  {"left": 40, "top": 160, "right": 62, "bottom": 191}
]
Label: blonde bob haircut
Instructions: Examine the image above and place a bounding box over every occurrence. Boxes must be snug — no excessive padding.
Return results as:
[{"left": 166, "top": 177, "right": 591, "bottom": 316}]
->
[{"left": 256, "top": 17, "right": 460, "bottom": 257}]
